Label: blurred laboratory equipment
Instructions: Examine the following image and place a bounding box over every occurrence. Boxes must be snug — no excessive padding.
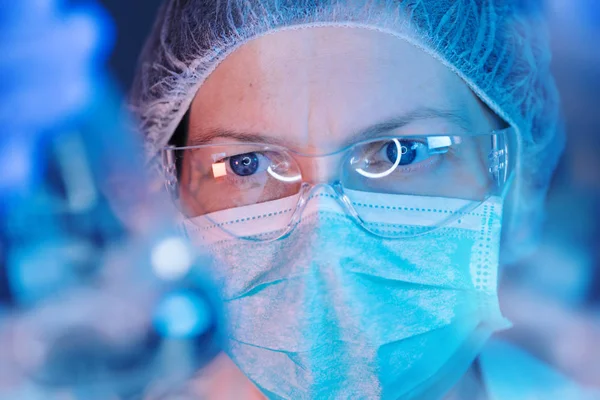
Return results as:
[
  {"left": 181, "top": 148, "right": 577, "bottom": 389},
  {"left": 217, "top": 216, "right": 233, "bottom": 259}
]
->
[
  {"left": 0, "top": 1, "right": 224, "bottom": 399},
  {"left": 497, "top": 0, "right": 600, "bottom": 389}
]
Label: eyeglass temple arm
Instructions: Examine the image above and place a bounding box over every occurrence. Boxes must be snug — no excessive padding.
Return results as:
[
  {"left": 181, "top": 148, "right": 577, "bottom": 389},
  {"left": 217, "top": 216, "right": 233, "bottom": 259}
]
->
[
  {"left": 162, "top": 146, "right": 179, "bottom": 200},
  {"left": 489, "top": 132, "right": 509, "bottom": 187}
]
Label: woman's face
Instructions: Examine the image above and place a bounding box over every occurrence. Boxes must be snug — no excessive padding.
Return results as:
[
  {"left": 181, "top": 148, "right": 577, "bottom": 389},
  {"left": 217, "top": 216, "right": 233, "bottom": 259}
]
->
[
  {"left": 180, "top": 27, "right": 502, "bottom": 216},
  {"left": 175, "top": 27, "right": 508, "bottom": 398}
]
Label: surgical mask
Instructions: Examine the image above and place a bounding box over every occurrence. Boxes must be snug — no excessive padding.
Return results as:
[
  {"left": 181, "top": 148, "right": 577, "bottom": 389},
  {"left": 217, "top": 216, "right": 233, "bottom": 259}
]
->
[{"left": 181, "top": 186, "right": 511, "bottom": 400}]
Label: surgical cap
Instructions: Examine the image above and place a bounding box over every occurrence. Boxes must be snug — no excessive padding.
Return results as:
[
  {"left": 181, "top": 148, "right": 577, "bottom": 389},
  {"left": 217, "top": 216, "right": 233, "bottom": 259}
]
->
[{"left": 130, "top": 0, "right": 563, "bottom": 261}]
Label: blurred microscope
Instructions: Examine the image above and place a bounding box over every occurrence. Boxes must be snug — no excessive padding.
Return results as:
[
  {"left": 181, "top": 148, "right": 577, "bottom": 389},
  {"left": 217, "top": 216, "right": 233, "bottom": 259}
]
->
[{"left": 0, "top": 1, "right": 223, "bottom": 398}]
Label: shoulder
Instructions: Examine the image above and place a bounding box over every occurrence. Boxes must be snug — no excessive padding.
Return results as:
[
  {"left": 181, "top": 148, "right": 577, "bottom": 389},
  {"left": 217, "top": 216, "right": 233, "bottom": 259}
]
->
[{"left": 478, "top": 339, "right": 600, "bottom": 400}]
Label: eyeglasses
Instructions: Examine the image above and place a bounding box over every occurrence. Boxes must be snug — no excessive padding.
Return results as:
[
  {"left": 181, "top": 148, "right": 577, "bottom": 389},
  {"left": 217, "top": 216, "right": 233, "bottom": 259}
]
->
[{"left": 162, "top": 128, "right": 512, "bottom": 240}]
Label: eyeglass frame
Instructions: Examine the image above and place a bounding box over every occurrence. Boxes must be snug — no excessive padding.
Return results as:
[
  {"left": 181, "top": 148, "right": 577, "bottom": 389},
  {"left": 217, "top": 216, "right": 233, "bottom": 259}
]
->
[{"left": 161, "top": 128, "right": 512, "bottom": 241}]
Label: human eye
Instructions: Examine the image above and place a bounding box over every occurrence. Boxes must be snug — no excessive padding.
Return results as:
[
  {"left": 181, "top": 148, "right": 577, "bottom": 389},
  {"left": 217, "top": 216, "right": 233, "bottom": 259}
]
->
[
  {"left": 349, "top": 136, "right": 458, "bottom": 181},
  {"left": 378, "top": 138, "right": 432, "bottom": 167},
  {"left": 221, "top": 151, "right": 271, "bottom": 177}
]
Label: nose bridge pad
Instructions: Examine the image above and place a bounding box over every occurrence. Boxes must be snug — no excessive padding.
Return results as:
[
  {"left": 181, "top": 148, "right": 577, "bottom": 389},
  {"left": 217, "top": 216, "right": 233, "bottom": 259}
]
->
[
  {"left": 289, "top": 155, "right": 359, "bottom": 226},
  {"left": 296, "top": 183, "right": 356, "bottom": 221}
]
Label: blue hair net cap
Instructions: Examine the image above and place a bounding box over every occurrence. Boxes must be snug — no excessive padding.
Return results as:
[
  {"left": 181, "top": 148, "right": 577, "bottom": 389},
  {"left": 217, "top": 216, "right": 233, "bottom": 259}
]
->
[{"left": 130, "top": 0, "right": 564, "bottom": 261}]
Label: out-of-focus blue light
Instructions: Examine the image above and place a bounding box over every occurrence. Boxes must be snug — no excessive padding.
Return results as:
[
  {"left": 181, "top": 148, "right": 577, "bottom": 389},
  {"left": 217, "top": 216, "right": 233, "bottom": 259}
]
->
[{"left": 153, "top": 290, "right": 212, "bottom": 339}]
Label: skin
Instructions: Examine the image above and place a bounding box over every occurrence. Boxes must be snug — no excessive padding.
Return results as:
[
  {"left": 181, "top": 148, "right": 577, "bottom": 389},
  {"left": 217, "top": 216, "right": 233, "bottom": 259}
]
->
[
  {"left": 180, "top": 27, "right": 504, "bottom": 398},
  {"left": 180, "top": 27, "right": 504, "bottom": 217}
]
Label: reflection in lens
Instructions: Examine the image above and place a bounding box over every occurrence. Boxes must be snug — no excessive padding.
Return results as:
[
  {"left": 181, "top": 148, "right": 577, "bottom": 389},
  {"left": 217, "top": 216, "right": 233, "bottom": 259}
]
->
[
  {"left": 355, "top": 139, "right": 401, "bottom": 179},
  {"left": 267, "top": 166, "right": 301, "bottom": 183}
]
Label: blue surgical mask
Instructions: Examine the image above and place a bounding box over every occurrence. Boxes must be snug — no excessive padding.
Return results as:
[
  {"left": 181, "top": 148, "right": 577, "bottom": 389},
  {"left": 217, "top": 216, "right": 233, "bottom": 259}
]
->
[{"left": 182, "top": 187, "right": 512, "bottom": 399}]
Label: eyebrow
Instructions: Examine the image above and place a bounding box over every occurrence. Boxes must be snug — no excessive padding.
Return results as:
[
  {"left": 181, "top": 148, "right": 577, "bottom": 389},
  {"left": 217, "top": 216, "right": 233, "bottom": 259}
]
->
[{"left": 186, "top": 107, "right": 473, "bottom": 148}]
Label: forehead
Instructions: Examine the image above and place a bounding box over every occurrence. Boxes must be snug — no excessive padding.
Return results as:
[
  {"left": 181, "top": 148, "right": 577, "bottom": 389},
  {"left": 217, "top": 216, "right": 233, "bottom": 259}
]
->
[{"left": 190, "top": 27, "right": 485, "bottom": 149}]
